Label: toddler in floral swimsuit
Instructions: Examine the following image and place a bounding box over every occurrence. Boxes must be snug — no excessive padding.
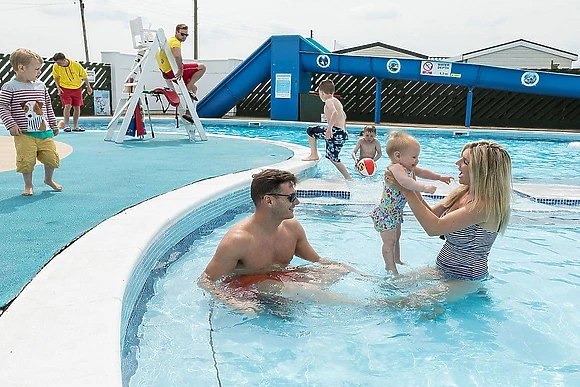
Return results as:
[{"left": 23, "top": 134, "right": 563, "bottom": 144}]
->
[{"left": 371, "top": 131, "right": 452, "bottom": 274}]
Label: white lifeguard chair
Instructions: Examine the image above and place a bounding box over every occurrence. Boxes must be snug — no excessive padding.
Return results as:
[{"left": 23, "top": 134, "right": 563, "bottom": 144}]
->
[{"left": 105, "top": 17, "right": 206, "bottom": 143}]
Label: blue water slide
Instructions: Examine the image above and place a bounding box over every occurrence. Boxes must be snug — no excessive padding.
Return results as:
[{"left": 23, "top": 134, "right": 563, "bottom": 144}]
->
[
  {"left": 197, "top": 36, "right": 327, "bottom": 118},
  {"left": 305, "top": 38, "right": 330, "bottom": 53},
  {"left": 196, "top": 39, "right": 272, "bottom": 118},
  {"left": 299, "top": 52, "right": 580, "bottom": 99}
]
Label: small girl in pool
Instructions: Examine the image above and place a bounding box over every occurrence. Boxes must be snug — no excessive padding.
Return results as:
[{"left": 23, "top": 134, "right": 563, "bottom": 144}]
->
[{"left": 371, "top": 131, "right": 452, "bottom": 274}]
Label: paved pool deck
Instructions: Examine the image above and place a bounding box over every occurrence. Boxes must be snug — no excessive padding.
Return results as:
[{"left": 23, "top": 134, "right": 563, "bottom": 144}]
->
[
  {"left": 0, "top": 127, "right": 315, "bottom": 386},
  {"left": 0, "top": 130, "right": 295, "bottom": 310}
]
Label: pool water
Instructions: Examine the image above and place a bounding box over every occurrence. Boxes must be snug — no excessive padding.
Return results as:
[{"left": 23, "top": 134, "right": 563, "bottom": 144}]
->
[
  {"left": 128, "top": 201, "right": 580, "bottom": 386},
  {"left": 86, "top": 118, "right": 580, "bottom": 185},
  {"left": 105, "top": 119, "right": 580, "bottom": 385}
]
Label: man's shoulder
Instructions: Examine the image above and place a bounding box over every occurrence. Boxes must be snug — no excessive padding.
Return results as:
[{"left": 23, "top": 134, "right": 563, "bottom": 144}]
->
[
  {"left": 168, "top": 36, "right": 181, "bottom": 48},
  {"left": 281, "top": 218, "right": 303, "bottom": 234},
  {"left": 223, "top": 220, "right": 254, "bottom": 243}
]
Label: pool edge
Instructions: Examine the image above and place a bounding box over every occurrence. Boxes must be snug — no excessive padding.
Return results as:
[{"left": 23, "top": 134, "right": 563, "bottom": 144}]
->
[{"left": 0, "top": 136, "right": 316, "bottom": 387}]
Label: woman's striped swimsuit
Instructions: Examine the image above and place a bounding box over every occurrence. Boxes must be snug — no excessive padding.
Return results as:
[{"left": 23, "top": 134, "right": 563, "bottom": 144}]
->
[{"left": 436, "top": 223, "right": 497, "bottom": 281}]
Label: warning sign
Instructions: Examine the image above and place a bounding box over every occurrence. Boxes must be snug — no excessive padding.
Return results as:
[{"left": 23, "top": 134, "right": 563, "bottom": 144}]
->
[{"left": 421, "top": 61, "right": 453, "bottom": 77}]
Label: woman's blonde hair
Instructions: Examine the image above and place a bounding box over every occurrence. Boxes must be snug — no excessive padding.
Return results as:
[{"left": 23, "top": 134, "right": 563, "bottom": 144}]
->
[{"left": 442, "top": 140, "right": 512, "bottom": 233}]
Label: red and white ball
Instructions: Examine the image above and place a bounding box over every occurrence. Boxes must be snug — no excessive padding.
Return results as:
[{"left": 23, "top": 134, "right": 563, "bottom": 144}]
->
[{"left": 356, "top": 158, "right": 377, "bottom": 177}]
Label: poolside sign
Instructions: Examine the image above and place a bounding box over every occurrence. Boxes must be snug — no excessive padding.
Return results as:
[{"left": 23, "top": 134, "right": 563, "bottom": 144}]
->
[
  {"left": 274, "top": 73, "right": 292, "bottom": 99},
  {"left": 93, "top": 90, "right": 111, "bottom": 115},
  {"left": 86, "top": 69, "right": 96, "bottom": 83},
  {"left": 421, "top": 61, "right": 452, "bottom": 77}
]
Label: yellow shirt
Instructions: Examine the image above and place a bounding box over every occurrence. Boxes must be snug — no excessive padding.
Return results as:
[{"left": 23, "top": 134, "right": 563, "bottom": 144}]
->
[
  {"left": 51, "top": 59, "right": 87, "bottom": 89},
  {"left": 156, "top": 36, "right": 181, "bottom": 73}
]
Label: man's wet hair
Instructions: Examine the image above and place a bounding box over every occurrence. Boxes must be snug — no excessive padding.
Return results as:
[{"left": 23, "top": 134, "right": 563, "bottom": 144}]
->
[{"left": 250, "top": 169, "right": 297, "bottom": 205}]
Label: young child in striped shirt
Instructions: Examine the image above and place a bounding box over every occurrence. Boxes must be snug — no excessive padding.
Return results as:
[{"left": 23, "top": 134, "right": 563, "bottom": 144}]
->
[{"left": 0, "top": 48, "right": 62, "bottom": 196}]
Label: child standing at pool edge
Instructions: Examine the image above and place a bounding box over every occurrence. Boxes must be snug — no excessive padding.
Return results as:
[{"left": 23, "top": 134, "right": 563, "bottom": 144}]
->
[
  {"left": 302, "top": 79, "right": 351, "bottom": 180},
  {"left": 371, "top": 131, "right": 452, "bottom": 274},
  {"left": 0, "top": 48, "right": 61, "bottom": 196}
]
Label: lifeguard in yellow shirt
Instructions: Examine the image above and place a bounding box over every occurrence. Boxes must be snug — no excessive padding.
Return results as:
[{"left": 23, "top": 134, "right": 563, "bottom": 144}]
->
[
  {"left": 51, "top": 52, "right": 92, "bottom": 132},
  {"left": 156, "top": 23, "right": 206, "bottom": 122}
]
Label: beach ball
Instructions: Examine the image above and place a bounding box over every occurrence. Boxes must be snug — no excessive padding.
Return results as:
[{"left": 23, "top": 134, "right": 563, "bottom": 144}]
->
[
  {"left": 57, "top": 120, "right": 65, "bottom": 128},
  {"left": 357, "top": 158, "right": 377, "bottom": 177}
]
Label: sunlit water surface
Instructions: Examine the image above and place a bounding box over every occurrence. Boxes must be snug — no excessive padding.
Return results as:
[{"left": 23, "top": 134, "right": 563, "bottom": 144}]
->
[{"left": 104, "top": 120, "right": 580, "bottom": 386}]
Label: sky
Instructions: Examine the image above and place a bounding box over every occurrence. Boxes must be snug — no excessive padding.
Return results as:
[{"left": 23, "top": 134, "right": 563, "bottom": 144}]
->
[{"left": 1, "top": 0, "right": 579, "bottom": 65}]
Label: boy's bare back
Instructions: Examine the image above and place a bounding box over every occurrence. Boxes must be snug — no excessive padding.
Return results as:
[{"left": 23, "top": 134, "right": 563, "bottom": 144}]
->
[{"left": 324, "top": 97, "right": 346, "bottom": 129}]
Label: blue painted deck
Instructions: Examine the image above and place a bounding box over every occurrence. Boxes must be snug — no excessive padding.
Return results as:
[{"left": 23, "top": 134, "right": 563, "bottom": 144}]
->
[{"left": 0, "top": 130, "right": 293, "bottom": 308}]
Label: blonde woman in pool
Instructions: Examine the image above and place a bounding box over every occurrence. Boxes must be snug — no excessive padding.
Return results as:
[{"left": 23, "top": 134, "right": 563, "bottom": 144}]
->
[{"left": 384, "top": 140, "right": 512, "bottom": 306}]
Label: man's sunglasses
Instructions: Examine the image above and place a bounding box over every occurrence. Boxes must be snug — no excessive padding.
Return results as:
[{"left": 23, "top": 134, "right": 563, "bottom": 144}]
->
[
  {"left": 180, "top": 32, "right": 189, "bottom": 37},
  {"left": 266, "top": 192, "right": 298, "bottom": 202}
]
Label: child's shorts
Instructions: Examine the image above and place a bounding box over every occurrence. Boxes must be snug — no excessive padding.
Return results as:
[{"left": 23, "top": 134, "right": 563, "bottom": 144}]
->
[
  {"left": 306, "top": 125, "right": 348, "bottom": 162},
  {"left": 14, "top": 135, "right": 60, "bottom": 174}
]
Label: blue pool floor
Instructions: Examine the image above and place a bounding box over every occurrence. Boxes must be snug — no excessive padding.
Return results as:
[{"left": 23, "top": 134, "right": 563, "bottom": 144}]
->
[{"left": 0, "top": 130, "right": 293, "bottom": 309}]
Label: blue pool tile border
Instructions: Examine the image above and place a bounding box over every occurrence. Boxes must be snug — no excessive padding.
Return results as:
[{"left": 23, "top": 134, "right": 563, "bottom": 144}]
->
[
  {"left": 514, "top": 190, "right": 580, "bottom": 206},
  {"left": 297, "top": 189, "right": 351, "bottom": 199}
]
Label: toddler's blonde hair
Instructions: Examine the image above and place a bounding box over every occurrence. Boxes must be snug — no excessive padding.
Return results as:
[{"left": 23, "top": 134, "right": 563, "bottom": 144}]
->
[
  {"left": 9, "top": 48, "right": 43, "bottom": 71},
  {"left": 385, "top": 131, "right": 419, "bottom": 157}
]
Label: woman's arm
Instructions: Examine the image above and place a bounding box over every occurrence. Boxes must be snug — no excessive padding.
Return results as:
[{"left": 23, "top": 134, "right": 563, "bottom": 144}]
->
[{"left": 386, "top": 170, "right": 486, "bottom": 235}]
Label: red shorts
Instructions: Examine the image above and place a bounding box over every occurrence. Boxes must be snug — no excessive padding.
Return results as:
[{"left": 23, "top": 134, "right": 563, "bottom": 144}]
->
[
  {"left": 60, "top": 87, "right": 84, "bottom": 107},
  {"left": 222, "top": 271, "right": 303, "bottom": 290},
  {"left": 162, "top": 63, "right": 200, "bottom": 85}
]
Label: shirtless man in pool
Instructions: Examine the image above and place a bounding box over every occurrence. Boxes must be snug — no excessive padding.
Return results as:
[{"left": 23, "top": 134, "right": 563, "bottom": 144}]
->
[{"left": 198, "top": 169, "right": 363, "bottom": 315}]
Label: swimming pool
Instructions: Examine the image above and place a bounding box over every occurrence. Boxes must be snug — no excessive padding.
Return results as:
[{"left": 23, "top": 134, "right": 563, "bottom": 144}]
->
[
  {"left": 94, "top": 118, "right": 580, "bottom": 185},
  {"left": 118, "top": 120, "right": 580, "bottom": 385},
  {"left": 127, "top": 202, "right": 580, "bottom": 385}
]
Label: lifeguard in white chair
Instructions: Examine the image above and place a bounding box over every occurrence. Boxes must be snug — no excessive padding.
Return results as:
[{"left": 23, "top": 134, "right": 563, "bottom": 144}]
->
[{"left": 156, "top": 23, "right": 206, "bottom": 123}]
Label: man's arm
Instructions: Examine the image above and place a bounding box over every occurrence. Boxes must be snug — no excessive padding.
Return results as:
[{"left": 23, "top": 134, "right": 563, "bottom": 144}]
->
[
  {"left": 197, "top": 231, "right": 260, "bottom": 314},
  {"left": 171, "top": 46, "right": 184, "bottom": 78},
  {"left": 76, "top": 63, "right": 92, "bottom": 95},
  {"left": 81, "top": 71, "right": 93, "bottom": 95},
  {"left": 292, "top": 219, "right": 322, "bottom": 263},
  {"left": 291, "top": 219, "right": 369, "bottom": 276}
]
